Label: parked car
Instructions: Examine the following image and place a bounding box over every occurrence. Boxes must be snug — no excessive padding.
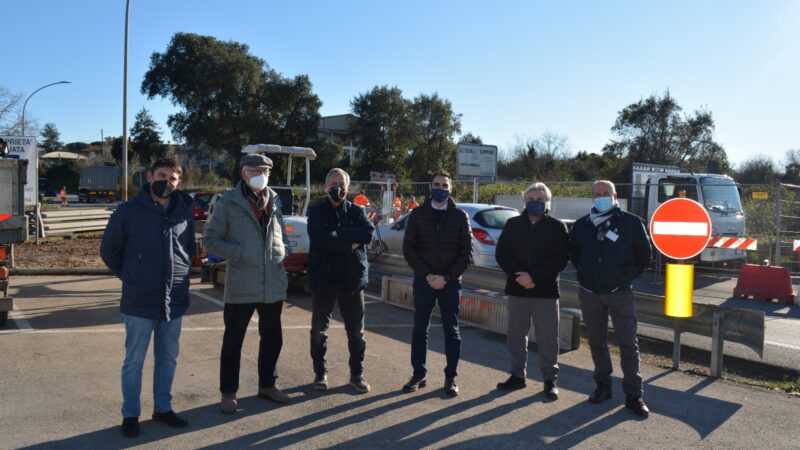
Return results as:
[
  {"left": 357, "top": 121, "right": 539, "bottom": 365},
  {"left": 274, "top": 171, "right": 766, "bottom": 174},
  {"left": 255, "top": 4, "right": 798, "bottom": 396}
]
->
[
  {"left": 189, "top": 192, "right": 215, "bottom": 220},
  {"left": 377, "top": 203, "right": 520, "bottom": 268}
]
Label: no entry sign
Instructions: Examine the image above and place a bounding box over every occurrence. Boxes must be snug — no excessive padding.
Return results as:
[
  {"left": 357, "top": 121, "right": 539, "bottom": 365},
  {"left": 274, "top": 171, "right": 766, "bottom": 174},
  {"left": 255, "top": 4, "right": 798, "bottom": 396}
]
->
[{"left": 649, "top": 198, "right": 712, "bottom": 260}]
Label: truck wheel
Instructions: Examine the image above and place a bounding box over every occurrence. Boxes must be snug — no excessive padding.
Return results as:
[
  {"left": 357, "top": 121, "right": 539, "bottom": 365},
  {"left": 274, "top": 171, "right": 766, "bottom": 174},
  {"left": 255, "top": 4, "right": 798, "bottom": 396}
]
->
[{"left": 0, "top": 311, "right": 7, "bottom": 327}]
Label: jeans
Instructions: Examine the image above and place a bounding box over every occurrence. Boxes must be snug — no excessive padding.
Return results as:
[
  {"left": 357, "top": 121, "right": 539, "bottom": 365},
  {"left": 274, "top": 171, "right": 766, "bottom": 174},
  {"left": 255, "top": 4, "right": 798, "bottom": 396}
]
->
[
  {"left": 220, "top": 301, "right": 283, "bottom": 394},
  {"left": 411, "top": 277, "right": 461, "bottom": 379},
  {"left": 310, "top": 287, "right": 366, "bottom": 376},
  {"left": 121, "top": 314, "right": 183, "bottom": 418},
  {"left": 578, "top": 287, "right": 643, "bottom": 396}
]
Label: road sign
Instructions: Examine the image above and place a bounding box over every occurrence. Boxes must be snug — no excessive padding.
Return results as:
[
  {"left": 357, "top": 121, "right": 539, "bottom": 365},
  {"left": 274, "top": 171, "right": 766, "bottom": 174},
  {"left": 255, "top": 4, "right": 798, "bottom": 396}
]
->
[
  {"left": 751, "top": 192, "right": 768, "bottom": 200},
  {"left": 456, "top": 144, "right": 497, "bottom": 181},
  {"left": 0, "top": 135, "right": 37, "bottom": 206},
  {"left": 649, "top": 198, "right": 712, "bottom": 260}
]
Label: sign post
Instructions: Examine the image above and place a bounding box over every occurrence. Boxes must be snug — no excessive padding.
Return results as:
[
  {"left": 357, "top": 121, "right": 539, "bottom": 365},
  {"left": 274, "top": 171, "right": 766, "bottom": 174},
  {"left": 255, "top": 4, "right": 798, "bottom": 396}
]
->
[{"left": 649, "top": 198, "right": 712, "bottom": 370}]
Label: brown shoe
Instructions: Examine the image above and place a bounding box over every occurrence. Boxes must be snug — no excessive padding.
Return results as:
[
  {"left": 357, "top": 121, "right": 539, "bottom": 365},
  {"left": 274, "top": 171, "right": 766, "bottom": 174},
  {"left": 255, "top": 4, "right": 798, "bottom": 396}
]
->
[
  {"left": 220, "top": 393, "right": 238, "bottom": 414},
  {"left": 258, "top": 385, "right": 290, "bottom": 403}
]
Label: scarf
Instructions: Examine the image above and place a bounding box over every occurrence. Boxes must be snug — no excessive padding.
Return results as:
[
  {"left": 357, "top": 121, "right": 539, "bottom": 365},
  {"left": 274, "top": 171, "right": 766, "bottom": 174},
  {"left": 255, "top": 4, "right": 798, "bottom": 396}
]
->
[
  {"left": 589, "top": 206, "right": 617, "bottom": 228},
  {"left": 241, "top": 182, "right": 273, "bottom": 233}
]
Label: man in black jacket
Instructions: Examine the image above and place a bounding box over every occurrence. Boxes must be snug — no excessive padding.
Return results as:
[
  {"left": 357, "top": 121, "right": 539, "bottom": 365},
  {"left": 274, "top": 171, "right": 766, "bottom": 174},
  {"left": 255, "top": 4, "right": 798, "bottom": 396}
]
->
[
  {"left": 307, "top": 168, "right": 375, "bottom": 393},
  {"left": 495, "top": 182, "right": 569, "bottom": 400},
  {"left": 402, "top": 171, "right": 472, "bottom": 397},
  {"left": 570, "top": 180, "right": 653, "bottom": 417}
]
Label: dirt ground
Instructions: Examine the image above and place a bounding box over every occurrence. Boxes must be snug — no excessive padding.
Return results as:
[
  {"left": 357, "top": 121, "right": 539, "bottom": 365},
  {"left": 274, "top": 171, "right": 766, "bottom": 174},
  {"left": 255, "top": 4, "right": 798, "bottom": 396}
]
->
[{"left": 12, "top": 233, "right": 105, "bottom": 269}]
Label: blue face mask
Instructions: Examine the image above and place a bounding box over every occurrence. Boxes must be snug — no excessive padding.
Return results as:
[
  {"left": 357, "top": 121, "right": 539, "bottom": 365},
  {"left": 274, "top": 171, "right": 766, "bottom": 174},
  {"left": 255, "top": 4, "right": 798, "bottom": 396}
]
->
[
  {"left": 431, "top": 188, "right": 450, "bottom": 203},
  {"left": 593, "top": 196, "right": 615, "bottom": 213},
  {"left": 525, "top": 200, "right": 546, "bottom": 216}
]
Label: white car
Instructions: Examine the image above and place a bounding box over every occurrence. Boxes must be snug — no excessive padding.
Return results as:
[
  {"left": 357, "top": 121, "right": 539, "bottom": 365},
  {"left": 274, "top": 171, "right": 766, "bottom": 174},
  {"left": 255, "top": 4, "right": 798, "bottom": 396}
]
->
[{"left": 377, "top": 203, "right": 520, "bottom": 268}]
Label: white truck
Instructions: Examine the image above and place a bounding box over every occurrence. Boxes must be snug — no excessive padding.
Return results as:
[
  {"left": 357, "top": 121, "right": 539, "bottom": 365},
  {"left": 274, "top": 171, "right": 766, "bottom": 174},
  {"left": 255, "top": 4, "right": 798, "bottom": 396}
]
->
[{"left": 494, "top": 162, "right": 746, "bottom": 262}]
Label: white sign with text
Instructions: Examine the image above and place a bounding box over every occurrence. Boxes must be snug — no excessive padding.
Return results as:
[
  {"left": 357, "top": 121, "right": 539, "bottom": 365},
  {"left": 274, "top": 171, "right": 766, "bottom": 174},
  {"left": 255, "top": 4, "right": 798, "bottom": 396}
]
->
[
  {"left": 456, "top": 144, "right": 497, "bottom": 181},
  {"left": 1, "top": 135, "right": 38, "bottom": 206}
]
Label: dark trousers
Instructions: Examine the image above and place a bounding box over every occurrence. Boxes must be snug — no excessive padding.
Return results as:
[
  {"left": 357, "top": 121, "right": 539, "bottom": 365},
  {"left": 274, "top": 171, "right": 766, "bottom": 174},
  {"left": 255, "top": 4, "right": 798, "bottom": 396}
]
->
[
  {"left": 411, "top": 277, "right": 462, "bottom": 379},
  {"left": 220, "top": 301, "right": 283, "bottom": 394},
  {"left": 310, "top": 287, "right": 366, "bottom": 376},
  {"left": 578, "top": 287, "right": 643, "bottom": 396}
]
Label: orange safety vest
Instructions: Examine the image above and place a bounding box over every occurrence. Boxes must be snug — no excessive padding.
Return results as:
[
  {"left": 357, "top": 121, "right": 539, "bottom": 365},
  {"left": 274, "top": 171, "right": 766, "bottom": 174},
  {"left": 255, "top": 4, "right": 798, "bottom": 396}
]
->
[{"left": 354, "top": 194, "right": 370, "bottom": 206}]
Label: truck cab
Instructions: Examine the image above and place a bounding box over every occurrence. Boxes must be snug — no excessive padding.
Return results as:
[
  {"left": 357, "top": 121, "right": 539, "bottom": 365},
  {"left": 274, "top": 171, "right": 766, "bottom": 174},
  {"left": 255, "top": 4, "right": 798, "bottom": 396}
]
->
[{"left": 642, "top": 173, "right": 745, "bottom": 262}]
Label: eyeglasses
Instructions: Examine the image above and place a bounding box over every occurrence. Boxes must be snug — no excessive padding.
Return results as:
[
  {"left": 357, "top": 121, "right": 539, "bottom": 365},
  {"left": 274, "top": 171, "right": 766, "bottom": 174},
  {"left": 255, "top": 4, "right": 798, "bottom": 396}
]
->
[{"left": 244, "top": 167, "right": 270, "bottom": 175}]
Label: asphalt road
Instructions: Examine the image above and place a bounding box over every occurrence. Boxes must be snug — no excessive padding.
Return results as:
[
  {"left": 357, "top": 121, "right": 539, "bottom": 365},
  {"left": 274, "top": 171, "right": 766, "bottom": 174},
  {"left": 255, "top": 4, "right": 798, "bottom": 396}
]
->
[{"left": 1, "top": 275, "right": 799, "bottom": 449}]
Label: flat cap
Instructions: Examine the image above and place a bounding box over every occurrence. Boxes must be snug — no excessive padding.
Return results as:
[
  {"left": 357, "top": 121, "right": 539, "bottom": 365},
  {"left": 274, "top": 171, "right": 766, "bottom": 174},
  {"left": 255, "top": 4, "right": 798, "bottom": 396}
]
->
[{"left": 240, "top": 153, "right": 273, "bottom": 168}]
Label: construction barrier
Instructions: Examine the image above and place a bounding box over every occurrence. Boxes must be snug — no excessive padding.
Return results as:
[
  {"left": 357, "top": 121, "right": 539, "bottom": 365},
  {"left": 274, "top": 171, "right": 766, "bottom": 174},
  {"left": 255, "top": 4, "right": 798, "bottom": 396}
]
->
[
  {"left": 707, "top": 236, "right": 757, "bottom": 251},
  {"left": 40, "top": 208, "right": 113, "bottom": 237},
  {"left": 733, "top": 264, "right": 795, "bottom": 305}
]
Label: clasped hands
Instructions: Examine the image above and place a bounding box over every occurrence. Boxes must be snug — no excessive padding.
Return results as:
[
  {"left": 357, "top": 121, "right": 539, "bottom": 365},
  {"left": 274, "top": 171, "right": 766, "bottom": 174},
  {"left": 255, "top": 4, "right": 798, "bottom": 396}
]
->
[
  {"left": 426, "top": 274, "right": 447, "bottom": 290},
  {"left": 515, "top": 271, "right": 535, "bottom": 289}
]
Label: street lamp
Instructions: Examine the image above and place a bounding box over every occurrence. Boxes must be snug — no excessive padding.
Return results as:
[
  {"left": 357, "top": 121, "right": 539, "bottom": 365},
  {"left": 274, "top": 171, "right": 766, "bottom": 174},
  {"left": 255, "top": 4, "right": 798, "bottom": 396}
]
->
[{"left": 20, "top": 81, "right": 71, "bottom": 136}]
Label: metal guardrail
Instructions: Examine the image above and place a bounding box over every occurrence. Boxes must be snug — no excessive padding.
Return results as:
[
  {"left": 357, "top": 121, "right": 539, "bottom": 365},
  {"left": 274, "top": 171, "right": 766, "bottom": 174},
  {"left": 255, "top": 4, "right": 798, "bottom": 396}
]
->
[
  {"left": 371, "top": 253, "right": 766, "bottom": 378},
  {"left": 40, "top": 208, "right": 113, "bottom": 237}
]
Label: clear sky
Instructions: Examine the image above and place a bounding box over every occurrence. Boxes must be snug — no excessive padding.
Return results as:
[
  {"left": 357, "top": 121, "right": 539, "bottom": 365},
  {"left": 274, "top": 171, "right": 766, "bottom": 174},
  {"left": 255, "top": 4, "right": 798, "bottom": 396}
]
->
[{"left": 2, "top": 0, "right": 798, "bottom": 167}]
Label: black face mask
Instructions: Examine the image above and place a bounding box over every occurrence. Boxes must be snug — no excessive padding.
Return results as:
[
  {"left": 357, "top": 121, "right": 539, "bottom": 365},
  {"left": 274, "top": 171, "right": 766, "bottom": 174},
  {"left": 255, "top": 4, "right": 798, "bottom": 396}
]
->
[
  {"left": 328, "top": 186, "right": 345, "bottom": 203},
  {"left": 151, "top": 180, "right": 175, "bottom": 199}
]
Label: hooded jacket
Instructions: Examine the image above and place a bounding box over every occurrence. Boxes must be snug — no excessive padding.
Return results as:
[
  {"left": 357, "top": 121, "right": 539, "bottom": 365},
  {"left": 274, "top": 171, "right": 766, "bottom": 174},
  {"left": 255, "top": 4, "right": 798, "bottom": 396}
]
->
[
  {"left": 100, "top": 185, "right": 195, "bottom": 321},
  {"left": 203, "top": 181, "right": 289, "bottom": 304}
]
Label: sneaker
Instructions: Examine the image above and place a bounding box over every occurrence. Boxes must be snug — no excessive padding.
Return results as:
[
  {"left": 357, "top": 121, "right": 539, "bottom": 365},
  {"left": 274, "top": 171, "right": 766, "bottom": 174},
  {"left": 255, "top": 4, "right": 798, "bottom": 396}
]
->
[
  {"left": 120, "top": 417, "right": 139, "bottom": 438},
  {"left": 220, "top": 393, "right": 238, "bottom": 414},
  {"left": 444, "top": 378, "right": 459, "bottom": 397},
  {"left": 544, "top": 380, "right": 559, "bottom": 400},
  {"left": 402, "top": 374, "right": 427, "bottom": 393},
  {"left": 497, "top": 374, "right": 526, "bottom": 391},
  {"left": 350, "top": 374, "right": 371, "bottom": 393},
  {"left": 258, "top": 385, "right": 290, "bottom": 403},
  {"left": 313, "top": 373, "right": 328, "bottom": 391},
  {"left": 588, "top": 382, "right": 612, "bottom": 404},
  {"left": 152, "top": 410, "right": 188, "bottom": 428},
  {"left": 625, "top": 394, "right": 650, "bottom": 418}
]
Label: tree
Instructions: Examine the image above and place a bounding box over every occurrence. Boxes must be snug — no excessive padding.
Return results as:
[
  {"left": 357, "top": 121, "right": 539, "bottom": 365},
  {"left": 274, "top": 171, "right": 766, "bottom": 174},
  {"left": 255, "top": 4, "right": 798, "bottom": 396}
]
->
[
  {"left": 0, "top": 86, "right": 22, "bottom": 134},
  {"left": 782, "top": 149, "right": 800, "bottom": 184},
  {"left": 458, "top": 132, "right": 483, "bottom": 145},
  {"left": 310, "top": 141, "right": 346, "bottom": 183},
  {"left": 735, "top": 155, "right": 780, "bottom": 184},
  {"left": 406, "top": 93, "right": 462, "bottom": 179},
  {"left": 602, "top": 92, "right": 729, "bottom": 175},
  {"left": 497, "top": 131, "right": 572, "bottom": 180},
  {"left": 349, "top": 86, "right": 414, "bottom": 180},
  {"left": 65, "top": 141, "right": 90, "bottom": 154},
  {"left": 141, "top": 32, "right": 321, "bottom": 180},
  {"left": 130, "top": 107, "right": 166, "bottom": 167},
  {"left": 39, "top": 123, "right": 62, "bottom": 154}
]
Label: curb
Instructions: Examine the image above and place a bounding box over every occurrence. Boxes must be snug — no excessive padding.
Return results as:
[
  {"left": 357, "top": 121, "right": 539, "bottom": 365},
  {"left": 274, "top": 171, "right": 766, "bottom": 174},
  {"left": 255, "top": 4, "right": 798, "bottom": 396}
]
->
[{"left": 9, "top": 267, "right": 203, "bottom": 276}]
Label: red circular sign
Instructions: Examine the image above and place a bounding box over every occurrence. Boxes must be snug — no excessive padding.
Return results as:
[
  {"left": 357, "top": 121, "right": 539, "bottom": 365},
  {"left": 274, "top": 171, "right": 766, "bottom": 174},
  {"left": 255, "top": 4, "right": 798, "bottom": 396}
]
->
[{"left": 649, "top": 198, "right": 711, "bottom": 260}]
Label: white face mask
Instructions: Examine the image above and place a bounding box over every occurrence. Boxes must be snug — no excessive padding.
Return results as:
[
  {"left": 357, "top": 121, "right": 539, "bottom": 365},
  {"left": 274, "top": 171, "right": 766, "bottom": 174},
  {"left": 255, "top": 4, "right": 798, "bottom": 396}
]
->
[{"left": 247, "top": 174, "right": 268, "bottom": 191}]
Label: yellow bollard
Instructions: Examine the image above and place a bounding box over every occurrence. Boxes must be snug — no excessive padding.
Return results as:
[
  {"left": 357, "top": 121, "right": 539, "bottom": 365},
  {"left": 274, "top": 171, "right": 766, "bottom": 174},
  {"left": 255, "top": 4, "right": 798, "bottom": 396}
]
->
[{"left": 665, "top": 263, "right": 694, "bottom": 318}]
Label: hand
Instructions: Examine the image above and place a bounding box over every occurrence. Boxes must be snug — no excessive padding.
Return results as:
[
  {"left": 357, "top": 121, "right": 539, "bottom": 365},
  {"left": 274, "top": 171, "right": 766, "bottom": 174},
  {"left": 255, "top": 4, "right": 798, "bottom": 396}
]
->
[
  {"left": 515, "top": 272, "right": 535, "bottom": 289},
  {"left": 351, "top": 243, "right": 359, "bottom": 251},
  {"left": 428, "top": 275, "right": 446, "bottom": 290}
]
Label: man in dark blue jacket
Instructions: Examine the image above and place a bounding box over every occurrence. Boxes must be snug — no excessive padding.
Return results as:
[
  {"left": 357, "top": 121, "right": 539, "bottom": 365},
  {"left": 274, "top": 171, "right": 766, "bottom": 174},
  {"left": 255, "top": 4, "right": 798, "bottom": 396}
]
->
[
  {"left": 100, "top": 158, "right": 195, "bottom": 437},
  {"left": 307, "top": 168, "right": 375, "bottom": 393},
  {"left": 570, "top": 180, "right": 652, "bottom": 418}
]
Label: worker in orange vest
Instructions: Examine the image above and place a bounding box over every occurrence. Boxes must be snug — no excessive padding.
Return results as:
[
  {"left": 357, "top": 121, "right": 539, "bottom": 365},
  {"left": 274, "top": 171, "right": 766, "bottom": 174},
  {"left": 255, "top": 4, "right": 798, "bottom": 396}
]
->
[
  {"left": 60, "top": 186, "right": 68, "bottom": 206},
  {"left": 353, "top": 191, "right": 370, "bottom": 207},
  {"left": 406, "top": 195, "right": 419, "bottom": 211}
]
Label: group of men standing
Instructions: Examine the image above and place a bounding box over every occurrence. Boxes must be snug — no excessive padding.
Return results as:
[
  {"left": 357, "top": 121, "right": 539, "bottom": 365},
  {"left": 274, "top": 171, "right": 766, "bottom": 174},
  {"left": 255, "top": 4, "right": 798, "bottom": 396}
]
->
[{"left": 101, "top": 156, "right": 652, "bottom": 439}]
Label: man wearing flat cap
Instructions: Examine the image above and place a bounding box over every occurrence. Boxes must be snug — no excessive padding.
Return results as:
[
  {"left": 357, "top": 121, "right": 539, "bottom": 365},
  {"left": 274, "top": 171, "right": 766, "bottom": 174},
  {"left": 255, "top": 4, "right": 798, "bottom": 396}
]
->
[{"left": 204, "top": 153, "right": 291, "bottom": 414}]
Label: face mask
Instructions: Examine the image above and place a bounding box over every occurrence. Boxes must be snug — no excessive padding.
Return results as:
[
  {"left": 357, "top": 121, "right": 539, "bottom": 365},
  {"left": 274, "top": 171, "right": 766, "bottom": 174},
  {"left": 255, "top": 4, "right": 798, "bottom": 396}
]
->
[
  {"left": 525, "top": 200, "right": 546, "bottom": 216},
  {"left": 328, "top": 186, "right": 345, "bottom": 202},
  {"left": 151, "top": 180, "right": 175, "bottom": 199},
  {"left": 247, "top": 174, "right": 268, "bottom": 191},
  {"left": 593, "top": 196, "right": 615, "bottom": 213},
  {"left": 431, "top": 188, "right": 450, "bottom": 203}
]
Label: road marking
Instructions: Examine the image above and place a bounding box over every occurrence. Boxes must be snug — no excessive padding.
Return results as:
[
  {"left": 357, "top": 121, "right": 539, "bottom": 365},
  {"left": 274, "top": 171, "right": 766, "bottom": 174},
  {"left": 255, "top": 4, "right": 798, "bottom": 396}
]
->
[
  {"left": 652, "top": 221, "right": 709, "bottom": 236},
  {"left": 9, "top": 309, "right": 33, "bottom": 332},
  {"left": 365, "top": 293, "right": 382, "bottom": 301},
  {"left": 0, "top": 323, "right": 412, "bottom": 335},
  {"left": 190, "top": 290, "right": 224, "bottom": 307},
  {"left": 765, "top": 340, "right": 800, "bottom": 351}
]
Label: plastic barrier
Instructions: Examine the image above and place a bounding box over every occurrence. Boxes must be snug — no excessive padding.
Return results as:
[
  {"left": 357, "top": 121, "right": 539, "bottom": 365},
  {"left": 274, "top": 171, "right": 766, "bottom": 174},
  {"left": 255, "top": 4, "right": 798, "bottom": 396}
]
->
[{"left": 733, "top": 264, "right": 795, "bottom": 305}]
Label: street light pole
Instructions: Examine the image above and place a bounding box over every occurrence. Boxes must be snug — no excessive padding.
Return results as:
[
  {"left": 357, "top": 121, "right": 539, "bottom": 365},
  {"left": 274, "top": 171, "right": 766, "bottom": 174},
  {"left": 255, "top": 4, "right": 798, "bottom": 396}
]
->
[
  {"left": 122, "top": 0, "right": 131, "bottom": 201},
  {"left": 20, "top": 81, "right": 71, "bottom": 136}
]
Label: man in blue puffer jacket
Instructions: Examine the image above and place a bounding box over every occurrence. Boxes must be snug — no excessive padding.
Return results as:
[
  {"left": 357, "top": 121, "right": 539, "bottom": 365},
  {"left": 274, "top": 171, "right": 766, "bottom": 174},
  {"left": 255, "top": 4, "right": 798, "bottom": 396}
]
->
[{"left": 101, "top": 158, "right": 195, "bottom": 438}]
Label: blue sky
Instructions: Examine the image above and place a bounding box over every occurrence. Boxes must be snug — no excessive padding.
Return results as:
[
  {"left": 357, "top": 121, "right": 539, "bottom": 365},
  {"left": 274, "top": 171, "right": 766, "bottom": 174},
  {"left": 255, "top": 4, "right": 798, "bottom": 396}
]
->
[{"left": 3, "top": 0, "right": 798, "bottom": 167}]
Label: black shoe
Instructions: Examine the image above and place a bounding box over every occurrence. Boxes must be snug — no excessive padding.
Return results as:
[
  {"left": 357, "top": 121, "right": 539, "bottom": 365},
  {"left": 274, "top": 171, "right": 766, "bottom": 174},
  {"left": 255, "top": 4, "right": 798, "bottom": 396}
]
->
[
  {"left": 544, "top": 380, "right": 559, "bottom": 400},
  {"left": 402, "top": 374, "right": 427, "bottom": 393},
  {"left": 445, "top": 378, "right": 459, "bottom": 397},
  {"left": 497, "top": 374, "right": 526, "bottom": 391},
  {"left": 313, "top": 373, "right": 328, "bottom": 391},
  {"left": 625, "top": 394, "right": 650, "bottom": 418},
  {"left": 120, "top": 417, "right": 139, "bottom": 438},
  {"left": 588, "top": 382, "right": 612, "bottom": 403},
  {"left": 350, "top": 374, "right": 371, "bottom": 393},
  {"left": 152, "top": 410, "right": 189, "bottom": 428}
]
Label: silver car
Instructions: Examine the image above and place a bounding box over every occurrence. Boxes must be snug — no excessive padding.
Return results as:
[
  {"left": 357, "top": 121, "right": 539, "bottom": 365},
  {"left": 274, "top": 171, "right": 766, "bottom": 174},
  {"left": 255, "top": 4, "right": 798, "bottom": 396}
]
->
[{"left": 377, "top": 203, "right": 520, "bottom": 268}]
